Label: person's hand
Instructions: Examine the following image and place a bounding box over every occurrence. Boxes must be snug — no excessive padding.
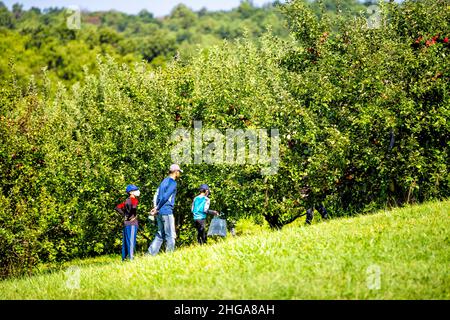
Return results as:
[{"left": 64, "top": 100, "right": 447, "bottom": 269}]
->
[
  {"left": 150, "top": 207, "right": 158, "bottom": 216},
  {"left": 214, "top": 211, "right": 219, "bottom": 216}
]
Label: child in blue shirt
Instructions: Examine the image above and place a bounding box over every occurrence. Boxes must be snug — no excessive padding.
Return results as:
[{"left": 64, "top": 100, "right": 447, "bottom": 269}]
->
[{"left": 191, "top": 184, "right": 218, "bottom": 245}]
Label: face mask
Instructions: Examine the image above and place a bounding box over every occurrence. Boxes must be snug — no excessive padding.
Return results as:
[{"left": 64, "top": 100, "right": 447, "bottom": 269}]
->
[{"left": 131, "top": 190, "right": 140, "bottom": 197}]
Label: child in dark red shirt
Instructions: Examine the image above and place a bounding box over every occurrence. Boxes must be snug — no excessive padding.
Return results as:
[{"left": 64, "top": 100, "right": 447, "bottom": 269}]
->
[{"left": 115, "top": 184, "right": 140, "bottom": 261}]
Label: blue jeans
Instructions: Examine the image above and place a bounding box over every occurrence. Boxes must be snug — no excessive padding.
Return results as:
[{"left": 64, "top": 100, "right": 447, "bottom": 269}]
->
[{"left": 148, "top": 214, "right": 176, "bottom": 255}]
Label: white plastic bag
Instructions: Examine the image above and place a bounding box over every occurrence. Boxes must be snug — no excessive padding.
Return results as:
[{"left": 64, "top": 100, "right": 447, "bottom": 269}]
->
[{"left": 207, "top": 216, "right": 227, "bottom": 237}]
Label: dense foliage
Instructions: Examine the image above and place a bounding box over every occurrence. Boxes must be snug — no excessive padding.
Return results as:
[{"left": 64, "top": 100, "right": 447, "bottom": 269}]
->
[
  {"left": 1, "top": 0, "right": 449, "bottom": 278},
  {"left": 0, "top": 1, "right": 290, "bottom": 86}
]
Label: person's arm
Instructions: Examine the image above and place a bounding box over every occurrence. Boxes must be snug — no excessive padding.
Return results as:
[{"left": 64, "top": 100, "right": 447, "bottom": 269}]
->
[
  {"left": 150, "top": 188, "right": 159, "bottom": 216},
  {"left": 115, "top": 202, "right": 125, "bottom": 216},
  {"left": 204, "top": 198, "right": 218, "bottom": 215},
  {"left": 153, "top": 188, "right": 159, "bottom": 208},
  {"left": 156, "top": 179, "right": 177, "bottom": 211}
]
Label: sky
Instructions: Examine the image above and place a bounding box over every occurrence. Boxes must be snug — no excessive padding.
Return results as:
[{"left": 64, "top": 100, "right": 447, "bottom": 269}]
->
[{"left": 3, "top": 0, "right": 284, "bottom": 17}]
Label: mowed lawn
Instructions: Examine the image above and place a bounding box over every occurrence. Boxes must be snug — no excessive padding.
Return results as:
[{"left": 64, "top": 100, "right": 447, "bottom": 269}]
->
[{"left": 1, "top": 200, "right": 449, "bottom": 299}]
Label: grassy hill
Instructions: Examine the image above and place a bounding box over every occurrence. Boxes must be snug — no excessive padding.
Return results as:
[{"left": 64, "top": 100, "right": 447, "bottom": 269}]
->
[{"left": 0, "top": 200, "right": 449, "bottom": 300}]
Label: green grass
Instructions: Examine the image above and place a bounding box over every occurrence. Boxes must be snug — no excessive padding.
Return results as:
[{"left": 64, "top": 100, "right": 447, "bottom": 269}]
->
[{"left": 1, "top": 200, "right": 449, "bottom": 299}]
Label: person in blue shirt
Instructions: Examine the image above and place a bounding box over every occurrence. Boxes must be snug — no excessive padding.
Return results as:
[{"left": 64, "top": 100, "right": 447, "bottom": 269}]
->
[
  {"left": 191, "top": 184, "right": 219, "bottom": 245},
  {"left": 147, "top": 164, "right": 182, "bottom": 255}
]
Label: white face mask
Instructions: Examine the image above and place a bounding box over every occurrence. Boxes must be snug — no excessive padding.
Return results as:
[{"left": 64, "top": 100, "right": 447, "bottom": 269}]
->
[{"left": 130, "top": 190, "right": 140, "bottom": 197}]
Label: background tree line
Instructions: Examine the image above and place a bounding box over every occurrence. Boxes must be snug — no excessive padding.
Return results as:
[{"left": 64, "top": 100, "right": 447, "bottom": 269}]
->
[{"left": 0, "top": 1, "right": 374, "bottom": 86}]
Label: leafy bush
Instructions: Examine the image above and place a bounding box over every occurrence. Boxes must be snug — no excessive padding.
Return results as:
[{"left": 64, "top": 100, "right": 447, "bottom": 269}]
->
[{"left": 281, "top": 0, "right": 450, "bottom": 214}]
